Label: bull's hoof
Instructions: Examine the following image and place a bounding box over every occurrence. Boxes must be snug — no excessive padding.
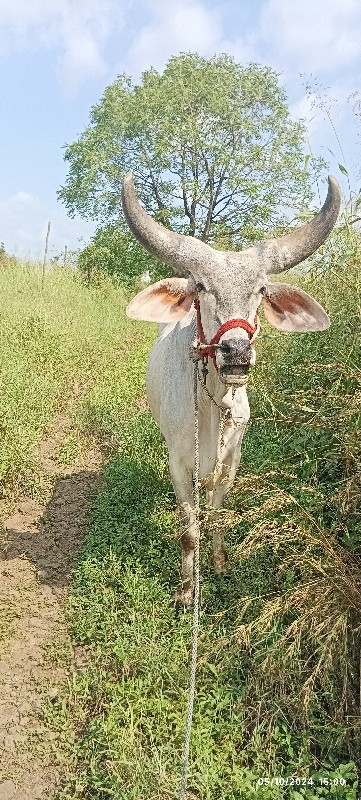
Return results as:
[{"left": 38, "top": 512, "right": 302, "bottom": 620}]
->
[{"left": 173, "top": 588, "right": 194, "bottom": 608}]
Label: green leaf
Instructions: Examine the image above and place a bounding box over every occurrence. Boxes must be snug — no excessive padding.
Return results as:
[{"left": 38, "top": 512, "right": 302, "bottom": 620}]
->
[
  {"left": 205, "top": 662, "right": 219, "bottom": 677},
  {"left": 338, "top": 163, "right": 348, "bottom": 176}
]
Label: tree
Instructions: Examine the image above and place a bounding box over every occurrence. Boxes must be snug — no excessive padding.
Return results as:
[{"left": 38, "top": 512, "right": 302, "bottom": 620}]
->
[
  {"left": 77, "top": 226, "right": 164, "bottom": 286},
  {"left": 59, "top": 53, "right": 322, "bottom": 254}
]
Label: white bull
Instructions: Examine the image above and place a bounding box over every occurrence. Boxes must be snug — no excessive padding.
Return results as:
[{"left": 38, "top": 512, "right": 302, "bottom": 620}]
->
[{"left": 123, "top": 173, "right": 340, "bottom": 605}]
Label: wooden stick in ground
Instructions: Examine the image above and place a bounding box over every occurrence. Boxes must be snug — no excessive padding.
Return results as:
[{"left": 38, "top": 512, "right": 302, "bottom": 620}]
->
[
  {"left": 42, "top": 221, "right": 51, "bottom": 288},
  {"left": 63, "top": 245, "right": 68, "bottom": 268}
]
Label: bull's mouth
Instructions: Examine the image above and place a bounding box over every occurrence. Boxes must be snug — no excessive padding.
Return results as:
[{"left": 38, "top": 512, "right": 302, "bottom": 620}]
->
[{"left": 219, "top": 364, "right": 250, "bottom": 385}]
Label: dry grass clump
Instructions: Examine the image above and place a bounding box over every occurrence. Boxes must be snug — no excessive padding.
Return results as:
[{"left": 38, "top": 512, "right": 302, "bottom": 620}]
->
[
  {"left": 236, "top": 501, "right": 361, "bottom": 708},
  {"left": 226, "top": 483, "right": 361, "bottom": 775},
  {"left": 234, "top": 438, "right": 360, "bottom": 765}
]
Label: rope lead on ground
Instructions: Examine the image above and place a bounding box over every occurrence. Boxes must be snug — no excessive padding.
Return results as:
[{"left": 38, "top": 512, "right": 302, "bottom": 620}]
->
[{"left": 177, "top": 362, "right": 201, "bottom": 800}]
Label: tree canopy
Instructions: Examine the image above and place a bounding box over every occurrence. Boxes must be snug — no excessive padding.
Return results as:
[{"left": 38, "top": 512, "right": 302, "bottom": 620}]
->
[{"left": 59, "top": 53, "right": 322, "bottom": 253}]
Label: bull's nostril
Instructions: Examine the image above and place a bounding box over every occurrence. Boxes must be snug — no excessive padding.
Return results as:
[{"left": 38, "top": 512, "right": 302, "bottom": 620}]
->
[{"left": 220, "top": 341, "right": 231, "bottom": 353}]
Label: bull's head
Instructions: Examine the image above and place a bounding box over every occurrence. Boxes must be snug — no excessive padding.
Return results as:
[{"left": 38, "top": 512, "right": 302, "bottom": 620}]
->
[{"left": 124, "top": 173, "right": 340, "bottom": 383}]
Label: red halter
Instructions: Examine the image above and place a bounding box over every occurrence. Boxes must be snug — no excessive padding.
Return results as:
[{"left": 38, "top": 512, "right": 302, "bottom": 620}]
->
[{"left": 194, "top": 297, "right": 259, "bottom": 369}]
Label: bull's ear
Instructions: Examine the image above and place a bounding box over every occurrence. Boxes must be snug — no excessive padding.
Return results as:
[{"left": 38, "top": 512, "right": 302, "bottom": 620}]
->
[
  {"left": 126, "top": 278, "right": 195, "bottom": 322},
  {"left": 262, "top": 282, "right": 330, "bottom": 332}
]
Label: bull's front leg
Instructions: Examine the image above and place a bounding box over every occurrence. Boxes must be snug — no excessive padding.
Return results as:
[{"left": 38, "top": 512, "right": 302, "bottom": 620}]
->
[
  {"left": 177, "top": 502, "right": 197, "bottom": 605},
  {"left": 206, "top": 473, "right": 236, "bottom": 576},
  {"left": 169, "top": 454, "right": 197, "bottom": 607},
  {"left": 206, "top": 425, "right": 246, "bottom": 574}
]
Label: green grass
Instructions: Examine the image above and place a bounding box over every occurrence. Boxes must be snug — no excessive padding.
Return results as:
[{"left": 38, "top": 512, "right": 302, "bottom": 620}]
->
[
  {"left": 1, "top": 258, "right": 360, "bottom": 798},
  {"left": 41, "top": 259, "right": 360, "bottom": 798},
  {"left": 0, "top": 261, "right": 153, "bottom": 501}
]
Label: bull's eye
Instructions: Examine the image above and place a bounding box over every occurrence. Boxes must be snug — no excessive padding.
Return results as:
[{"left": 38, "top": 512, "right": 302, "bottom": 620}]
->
[
  {"left": 260, "top": 285, "right": 267, "bottom": 296},
  {"left": 196, "top": 282, "right": 205, "bottom": 292}
]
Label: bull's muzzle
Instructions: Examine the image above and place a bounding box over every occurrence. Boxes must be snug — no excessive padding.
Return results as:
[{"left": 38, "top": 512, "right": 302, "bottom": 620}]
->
[{"left": 217, "top": 338, "right": 254, "bottom": 385}]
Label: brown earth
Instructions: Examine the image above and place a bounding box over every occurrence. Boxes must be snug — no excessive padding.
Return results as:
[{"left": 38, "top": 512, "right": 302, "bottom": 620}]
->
[{"left": 0, "top": 396, "right": 103, "bottom": 800}]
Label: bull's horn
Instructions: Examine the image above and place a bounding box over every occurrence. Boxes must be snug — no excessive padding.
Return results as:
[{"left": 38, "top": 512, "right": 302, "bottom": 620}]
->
[
  {"left": 121, "top": 172, "right": 217, "bottom": 277},
  {"left": 267, "top": 176, "right": 341, "bottom": 273}
]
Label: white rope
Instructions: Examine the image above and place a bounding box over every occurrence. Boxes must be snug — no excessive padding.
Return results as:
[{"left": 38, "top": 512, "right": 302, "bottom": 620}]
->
[{"left": 178, "top": 362, "right": 201, "bottom": 800}]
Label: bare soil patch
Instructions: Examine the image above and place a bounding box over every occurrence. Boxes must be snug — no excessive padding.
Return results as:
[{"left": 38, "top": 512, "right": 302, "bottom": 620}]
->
[{"left": 0, "top": 398, "right": 102, "bottom": 800}]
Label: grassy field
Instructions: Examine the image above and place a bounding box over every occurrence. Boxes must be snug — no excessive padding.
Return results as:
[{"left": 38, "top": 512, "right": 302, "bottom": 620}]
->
[
  {"left": 1, "top": 258, "right": 360, "bottom": 798},
  {"left": 0, "top": 261, "right": 153, "bottom": 503}
]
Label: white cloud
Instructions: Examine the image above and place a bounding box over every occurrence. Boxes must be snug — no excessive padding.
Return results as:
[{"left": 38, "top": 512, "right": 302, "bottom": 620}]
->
[
  {"left": 260, "top": 0, "right": 361, "bottom": 74},
  {"left": 0, "top": 0, "right": 125, "bottom": 90},
  {"left": 0, "top": 191, "right": 94, "bottom": 259},
  {"left": 124, "top": 0, "right": 222, "bottom": 76},
  {"left": 57, "top": 31, "right": 107, "bottom": 90}
]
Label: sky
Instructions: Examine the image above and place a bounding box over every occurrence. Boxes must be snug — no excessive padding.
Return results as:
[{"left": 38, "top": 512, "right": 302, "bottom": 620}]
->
[{"left": 0, "top": 0, "right": 360, "bottom": 259}]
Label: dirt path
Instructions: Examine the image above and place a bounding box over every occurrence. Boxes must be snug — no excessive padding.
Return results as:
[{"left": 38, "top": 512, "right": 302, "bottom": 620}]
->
[{"left": 0, "top": 396, "right": 102, "bottom": 800}]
